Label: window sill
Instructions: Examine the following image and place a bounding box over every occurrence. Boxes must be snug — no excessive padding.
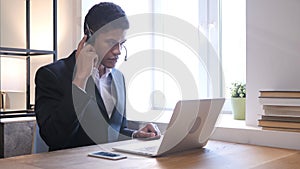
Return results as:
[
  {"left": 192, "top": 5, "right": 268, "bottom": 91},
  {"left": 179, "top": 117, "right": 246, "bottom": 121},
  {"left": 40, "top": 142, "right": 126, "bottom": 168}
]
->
[
  {"left": 216, "top": 113, "right": 258, "bottom": 130},
  {"left": 211, "top": 114, "right": 300, "bottom": 150}
]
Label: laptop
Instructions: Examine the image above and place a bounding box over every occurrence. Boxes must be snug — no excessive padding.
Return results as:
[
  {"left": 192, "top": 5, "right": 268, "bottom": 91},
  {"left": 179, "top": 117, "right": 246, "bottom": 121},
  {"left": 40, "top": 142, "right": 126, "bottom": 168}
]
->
[{"left": 113, "top": 98, "right": 225, "bottom": 157}]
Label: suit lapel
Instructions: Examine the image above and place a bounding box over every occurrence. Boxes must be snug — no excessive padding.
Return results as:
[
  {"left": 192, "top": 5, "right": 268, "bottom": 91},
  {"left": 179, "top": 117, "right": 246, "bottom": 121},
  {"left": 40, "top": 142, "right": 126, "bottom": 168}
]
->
[
  {"left": 110, "top": 70, "right": 125, "bottom": 118},
  {"left": 85, "top": 76, "right": 109, "bottom": 121},
  {"left": 83, "top": 69, "right": 125, "bottom": 142},
  {"left": 108, "top": 70, "right": 126, "bottom": 142}
]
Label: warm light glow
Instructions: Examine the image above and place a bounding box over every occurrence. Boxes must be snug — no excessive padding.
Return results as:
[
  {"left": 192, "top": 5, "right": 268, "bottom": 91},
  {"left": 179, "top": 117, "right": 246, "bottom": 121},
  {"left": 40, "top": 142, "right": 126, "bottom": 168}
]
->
[{"left": 0, "top": 57, "right": 26, "bottom": 92}]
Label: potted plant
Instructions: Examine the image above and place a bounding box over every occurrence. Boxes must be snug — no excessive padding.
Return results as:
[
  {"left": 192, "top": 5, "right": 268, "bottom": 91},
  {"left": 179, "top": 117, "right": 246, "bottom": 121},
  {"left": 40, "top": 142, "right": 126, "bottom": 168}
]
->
[{"left": 230, "top": 82, "right": 246, "bottom": 120}]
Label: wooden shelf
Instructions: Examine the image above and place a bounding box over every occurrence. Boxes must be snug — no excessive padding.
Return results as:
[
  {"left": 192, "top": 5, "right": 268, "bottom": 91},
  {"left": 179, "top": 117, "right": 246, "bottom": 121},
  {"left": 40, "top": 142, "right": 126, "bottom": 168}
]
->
[
  {"left": 0, "top": 0, "right": 57, "bottom": 113},
  {"left": 0, "top": 47, "right": 55, "bottom": 56},
  {"left": 0, "top": 109, "right": 35, "bottom": 118}
]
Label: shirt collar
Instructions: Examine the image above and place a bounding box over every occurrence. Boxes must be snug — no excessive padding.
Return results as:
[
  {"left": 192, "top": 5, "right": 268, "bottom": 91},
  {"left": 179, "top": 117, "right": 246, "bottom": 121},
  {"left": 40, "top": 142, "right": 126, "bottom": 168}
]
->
[
  {"left": 92, "top": 67, "right": 112, "bottom": 80},
  {"left": 102, "top": 68, "right": 112, "bottom": 78}
]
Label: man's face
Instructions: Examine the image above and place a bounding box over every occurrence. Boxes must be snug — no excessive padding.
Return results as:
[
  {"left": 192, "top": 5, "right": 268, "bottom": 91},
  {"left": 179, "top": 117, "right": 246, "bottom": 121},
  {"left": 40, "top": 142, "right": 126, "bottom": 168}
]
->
[{"left": 93, "top": 28, "right": 127, "bottom": 68}]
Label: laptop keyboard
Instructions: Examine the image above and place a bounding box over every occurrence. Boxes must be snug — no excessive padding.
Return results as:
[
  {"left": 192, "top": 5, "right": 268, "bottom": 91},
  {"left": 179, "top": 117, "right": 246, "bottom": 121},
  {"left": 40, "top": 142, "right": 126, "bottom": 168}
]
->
[{"left": 137, "top": 146, "right": 158, "bottom": 153}]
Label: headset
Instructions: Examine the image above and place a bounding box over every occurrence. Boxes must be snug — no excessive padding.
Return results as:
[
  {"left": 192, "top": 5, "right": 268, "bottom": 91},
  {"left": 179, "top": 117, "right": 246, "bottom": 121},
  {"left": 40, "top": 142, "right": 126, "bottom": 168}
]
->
[
  {"left": 85, "top": 23, "right": 127, "bottom": 61},
  {"left": 85, "top": 23, "right": 93, "bottom": 41}
]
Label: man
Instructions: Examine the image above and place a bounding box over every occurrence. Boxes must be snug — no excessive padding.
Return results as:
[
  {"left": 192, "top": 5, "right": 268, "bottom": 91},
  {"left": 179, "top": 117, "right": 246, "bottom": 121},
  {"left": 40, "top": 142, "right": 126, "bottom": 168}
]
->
[{"left": 35, "top": 2, "right": 160, "bottom": 151}]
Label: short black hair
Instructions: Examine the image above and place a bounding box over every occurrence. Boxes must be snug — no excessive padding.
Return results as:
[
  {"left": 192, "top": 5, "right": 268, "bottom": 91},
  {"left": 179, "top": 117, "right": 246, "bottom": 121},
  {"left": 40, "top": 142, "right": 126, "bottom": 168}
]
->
[{"left": 84, "top": 2, "right": 129, "bottom": 35}]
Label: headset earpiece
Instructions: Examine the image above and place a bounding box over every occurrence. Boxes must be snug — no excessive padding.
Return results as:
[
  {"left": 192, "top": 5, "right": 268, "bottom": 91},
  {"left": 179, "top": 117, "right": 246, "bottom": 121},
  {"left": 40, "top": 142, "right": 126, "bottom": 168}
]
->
[{"left": 85, "top": 23, "right": 93, "bottom": 41}]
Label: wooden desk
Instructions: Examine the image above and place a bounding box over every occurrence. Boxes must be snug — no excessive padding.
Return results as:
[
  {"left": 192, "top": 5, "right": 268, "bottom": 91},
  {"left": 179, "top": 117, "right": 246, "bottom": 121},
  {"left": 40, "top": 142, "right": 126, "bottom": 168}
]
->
[{"left": 0, "top": 140, "right": 299, "bottom": 169}]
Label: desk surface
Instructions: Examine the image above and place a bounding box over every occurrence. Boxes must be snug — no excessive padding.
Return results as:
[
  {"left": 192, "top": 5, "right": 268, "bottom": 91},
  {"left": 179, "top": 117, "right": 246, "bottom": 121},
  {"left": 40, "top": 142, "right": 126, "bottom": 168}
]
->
[{"left": 0, "top": 139, "right": 299, "bottom": 169}]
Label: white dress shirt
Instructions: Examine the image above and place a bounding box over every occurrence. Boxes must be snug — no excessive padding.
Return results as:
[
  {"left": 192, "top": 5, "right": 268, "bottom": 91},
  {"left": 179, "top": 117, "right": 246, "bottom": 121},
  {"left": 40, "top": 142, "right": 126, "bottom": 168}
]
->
[{"left": 92, "top": 67, "right": 116, "bottom": 118}]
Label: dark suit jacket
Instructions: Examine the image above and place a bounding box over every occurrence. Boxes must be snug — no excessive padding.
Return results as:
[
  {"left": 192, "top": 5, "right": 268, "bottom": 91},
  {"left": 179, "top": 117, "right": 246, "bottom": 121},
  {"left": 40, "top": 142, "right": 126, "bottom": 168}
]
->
[{"left": 35, "top": 51, "right": 134, "bottom": 151}]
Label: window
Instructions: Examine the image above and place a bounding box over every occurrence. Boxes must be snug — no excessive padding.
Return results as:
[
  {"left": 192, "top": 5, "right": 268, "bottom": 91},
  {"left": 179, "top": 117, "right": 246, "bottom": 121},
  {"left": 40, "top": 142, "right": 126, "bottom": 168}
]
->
[
  {"left": 152, "top": 0, "right": 222, "bottom": 111},
  {"left": 82, "top": 0, "right": 246, "bottom": 121},
  {"left": 221, "top": 0, "right": 246, "bottom": 113}
]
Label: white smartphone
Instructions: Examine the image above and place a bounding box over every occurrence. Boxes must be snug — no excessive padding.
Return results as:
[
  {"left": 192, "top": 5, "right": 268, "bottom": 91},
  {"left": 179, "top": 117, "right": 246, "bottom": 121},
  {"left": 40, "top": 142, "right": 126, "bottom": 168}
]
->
[{"left": 88, "top": 151, "right": 127, "bottom": 160}]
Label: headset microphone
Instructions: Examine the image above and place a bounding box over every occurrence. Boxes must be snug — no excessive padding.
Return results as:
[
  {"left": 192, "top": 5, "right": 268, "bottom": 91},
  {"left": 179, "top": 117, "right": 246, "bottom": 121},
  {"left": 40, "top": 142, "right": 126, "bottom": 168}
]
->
[{"left": 123, "top": 45, "right": 128, "bottom": 61}]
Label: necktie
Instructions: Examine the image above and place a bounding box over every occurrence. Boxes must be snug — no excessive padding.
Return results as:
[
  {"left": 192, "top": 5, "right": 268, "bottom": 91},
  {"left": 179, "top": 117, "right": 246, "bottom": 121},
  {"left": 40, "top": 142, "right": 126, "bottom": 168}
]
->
[{"left": 100, "top": 73, "right": 115, "bottom": 118}]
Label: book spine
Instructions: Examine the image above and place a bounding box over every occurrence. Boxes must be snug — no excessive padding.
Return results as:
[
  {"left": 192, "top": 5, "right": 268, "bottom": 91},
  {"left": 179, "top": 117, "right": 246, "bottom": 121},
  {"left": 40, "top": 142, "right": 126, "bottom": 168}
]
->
[
  {"left": 262, "top": 127, "right": 300, "bottom": 133},
  {"left": 261, "top": 115, "right": 300, "bottom": 122},
  {"left": 259, "top": 98, "right": 300, "bottom": 106},
  {"left": 263, "top": 105, "right": 300, "bottom": 111},
  {"left": 262, "top": 110, "right": 300, "bottom": 117},
  {"left": 259, "top": 91, "right": 300, "bottom": 98},
  {"left": 258, "top": 120, "right": 300, "bottom": 129}
]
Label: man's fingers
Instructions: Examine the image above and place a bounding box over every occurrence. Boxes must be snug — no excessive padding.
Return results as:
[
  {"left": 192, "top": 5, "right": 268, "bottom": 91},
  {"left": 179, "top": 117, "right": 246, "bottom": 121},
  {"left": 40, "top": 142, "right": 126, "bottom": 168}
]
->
[
  {"left": 135, "top": 123, "right": 161, "bottom": 138},
  {"left": 144, "top": 123, "right": 161, "bottom": 136},
  {"left": 76, "top": 35, "right": 88, "bottom": 57},
  {"left": 78, "top": 35, "right": 87, "bottom": 50},
  {"left": 141, "top": 123, "right": 155, "bottom": 132},
  {"left": 138, "top": 131, "right": 156, "bottom": 138},
  {"left": 76, "top": 44, "right": 97, "bottom": 61}
]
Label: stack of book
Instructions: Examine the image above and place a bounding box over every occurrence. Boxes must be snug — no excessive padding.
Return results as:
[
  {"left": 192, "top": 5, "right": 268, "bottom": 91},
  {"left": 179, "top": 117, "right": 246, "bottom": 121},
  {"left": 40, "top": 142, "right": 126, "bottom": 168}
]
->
[{"left": 258, "top": 90, "right": 300, "bottom": 132}]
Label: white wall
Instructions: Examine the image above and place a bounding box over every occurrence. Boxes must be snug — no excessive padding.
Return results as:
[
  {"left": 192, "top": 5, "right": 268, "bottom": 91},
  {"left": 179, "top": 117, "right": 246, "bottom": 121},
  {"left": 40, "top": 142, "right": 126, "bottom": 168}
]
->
[
  {"left": 246, "top": 0, "right": 300, "bottom": 125},
  {"left": 0, "top": 0, "right": 27, "bottom": 109},
  {"left": 0, "top": 0, "right": 81, "bottom": 108},
  {"left": 30, "top": 0, "right": 82, "bottom": 104}
]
